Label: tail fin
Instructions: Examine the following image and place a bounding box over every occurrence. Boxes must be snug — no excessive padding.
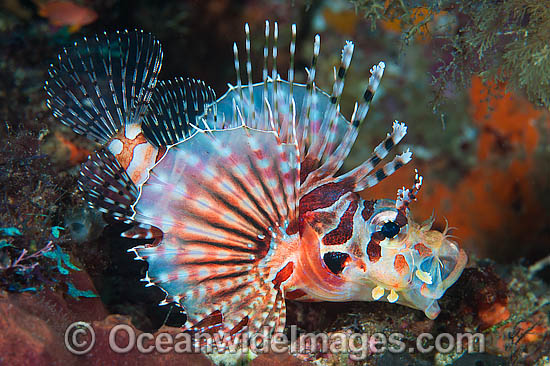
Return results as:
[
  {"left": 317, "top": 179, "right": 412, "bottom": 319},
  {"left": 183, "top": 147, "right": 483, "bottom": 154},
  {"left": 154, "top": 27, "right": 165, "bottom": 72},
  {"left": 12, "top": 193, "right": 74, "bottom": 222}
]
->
[{"left": 45, "top": 30, "right": 163, "bottom": 145}]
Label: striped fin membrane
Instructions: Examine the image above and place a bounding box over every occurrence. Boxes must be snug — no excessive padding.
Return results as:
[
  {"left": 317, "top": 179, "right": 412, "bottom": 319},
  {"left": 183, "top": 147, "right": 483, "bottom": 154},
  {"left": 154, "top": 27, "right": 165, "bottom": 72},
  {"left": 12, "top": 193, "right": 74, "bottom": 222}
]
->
[
  {"left": 131, "top": 126, "right": 299, "bottom": 336},
  {"left": 78, "top": 147, "right": 165, "bottom": 243},
  {"left": 45, "top": 30, "right": 163, "bottom": 145},
  {"left": 141, "top": 77, "right": 217, "bottom": 147},
  {"left": 78, "top": 148, "right": 138, "bottom": 223},
  {"left": 210, "top": 22, "right": 410, "bottom": 194}
]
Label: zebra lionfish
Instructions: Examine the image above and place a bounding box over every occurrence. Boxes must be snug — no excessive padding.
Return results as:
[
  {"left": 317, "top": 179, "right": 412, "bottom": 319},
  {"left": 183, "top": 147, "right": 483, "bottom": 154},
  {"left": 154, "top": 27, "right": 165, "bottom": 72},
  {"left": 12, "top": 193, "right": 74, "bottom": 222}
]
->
[{"left": 45, "top": 23, "right": 467, "bottom": 338}]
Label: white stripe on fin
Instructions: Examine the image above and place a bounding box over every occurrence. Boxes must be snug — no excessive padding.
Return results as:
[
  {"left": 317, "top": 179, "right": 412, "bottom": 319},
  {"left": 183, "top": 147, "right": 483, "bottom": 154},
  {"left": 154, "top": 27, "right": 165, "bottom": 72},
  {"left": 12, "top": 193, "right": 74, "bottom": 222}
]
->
[
  {"left": 46, "top": 30, "right": 163, "bottom": 145},
  {"left": 131, "top": 126, "right": 299, "bottom": 336},
  {"left": 78, "top": 147, "right": 139, "bottom": 221},
  {"left": 141, "top": 77, "right": 216, "bottom": 147}
]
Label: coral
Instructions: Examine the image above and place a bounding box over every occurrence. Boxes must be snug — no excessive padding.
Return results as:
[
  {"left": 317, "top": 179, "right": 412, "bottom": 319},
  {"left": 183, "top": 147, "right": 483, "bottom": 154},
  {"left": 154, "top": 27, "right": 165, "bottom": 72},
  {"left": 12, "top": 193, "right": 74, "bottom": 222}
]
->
[
  {"left": 0, "top": 20, "right": 73, "bottom": 292},
  {"left": 351, "top": 0, "right": 447, "bottom": 43},
  {"left": 470, "top": 76, "right": 543, "bottom": 161},
  {"left": 0, "top": 288, "right": 215, "bottom": 366},
  {"left": 352, "top": 0, "right": 550, "bottom": 110},
  {"left": 443, "top": 265, "right": 510, "bottom": 330},
  {"left": 482, "top": 267, "right": 550, "bottom": 365},
  {"left": 462, "top": 0, "right": 550, "bottom": 108}
]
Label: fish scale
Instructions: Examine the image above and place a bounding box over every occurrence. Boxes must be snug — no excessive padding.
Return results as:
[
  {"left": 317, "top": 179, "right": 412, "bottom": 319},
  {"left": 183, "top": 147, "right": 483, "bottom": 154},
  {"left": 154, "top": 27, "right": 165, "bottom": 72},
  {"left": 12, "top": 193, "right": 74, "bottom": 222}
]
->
[{"left": 46, "top": 22, "right": 468, "bottom": 339}]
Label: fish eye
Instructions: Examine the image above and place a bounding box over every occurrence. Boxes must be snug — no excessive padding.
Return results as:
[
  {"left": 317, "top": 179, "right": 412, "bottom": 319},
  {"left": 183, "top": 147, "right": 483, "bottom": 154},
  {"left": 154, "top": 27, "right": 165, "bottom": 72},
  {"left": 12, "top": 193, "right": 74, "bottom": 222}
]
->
[
  {"left": 366, "top": 205, "right": 408, "bottom": 243},
  {"left": 323, "top": 251, "right": 350, "bottom": 275},
  {"left": 381, "top": 221, "right": 400, "bottom": 239}
]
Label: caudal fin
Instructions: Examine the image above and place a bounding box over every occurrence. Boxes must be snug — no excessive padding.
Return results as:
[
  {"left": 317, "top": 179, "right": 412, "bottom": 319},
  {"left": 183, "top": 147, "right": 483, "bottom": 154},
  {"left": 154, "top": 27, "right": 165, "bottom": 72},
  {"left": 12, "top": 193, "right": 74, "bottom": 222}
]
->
[{"left": 45, "top": 30, "right": 163, "bottom": 145}]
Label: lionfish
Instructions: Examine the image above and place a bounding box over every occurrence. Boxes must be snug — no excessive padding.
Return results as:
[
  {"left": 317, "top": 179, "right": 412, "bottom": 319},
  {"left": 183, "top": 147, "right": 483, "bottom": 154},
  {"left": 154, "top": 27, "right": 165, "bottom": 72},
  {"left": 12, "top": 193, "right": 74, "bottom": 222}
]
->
[{"left": 45, "top": 23, "right": 467, "bottom": 338}]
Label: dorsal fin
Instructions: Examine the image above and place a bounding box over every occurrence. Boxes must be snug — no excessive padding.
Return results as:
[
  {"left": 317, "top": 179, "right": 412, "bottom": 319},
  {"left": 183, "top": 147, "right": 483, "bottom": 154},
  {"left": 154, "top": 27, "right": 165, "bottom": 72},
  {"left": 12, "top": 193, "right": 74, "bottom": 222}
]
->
[
  {"left": 208, "top": 25, "right": 399, "bottom": 192},
  {"left": 45, "top": 30, "right": 163, "bottom": 145},
  {"left": 141, "top": 77, "right": 216, "bottom": 147},
  {"left": 78, "top": 147, "right": 138, "bottom": 222}
]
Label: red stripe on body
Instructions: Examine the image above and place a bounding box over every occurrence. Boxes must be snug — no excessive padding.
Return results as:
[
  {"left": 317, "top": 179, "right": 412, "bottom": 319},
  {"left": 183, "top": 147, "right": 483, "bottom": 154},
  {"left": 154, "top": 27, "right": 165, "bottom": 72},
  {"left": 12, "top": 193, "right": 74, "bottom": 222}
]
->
[
  {"left": 285, "top": 289, "right": 307, "bottom": 300},
  {"left": 300, "top": 178, "right": 355, "bottom": 213},
  {"left": 192, "top": 310, "right": 223, "bottom": 331},
  {"left": 321, "top": 200, "right": 358, "bottom": 246},
  {"left": 230, "top": 316, "right": 249, "bottom": 336},
  {"left": 273, "top": 261, "right": 294, "bottom": 289},
  {"left": 361, "top": 200, "right": 375, "bottom": 221},
  {"left": 414, "top": 243, "right": 432, "bottom": 257}
]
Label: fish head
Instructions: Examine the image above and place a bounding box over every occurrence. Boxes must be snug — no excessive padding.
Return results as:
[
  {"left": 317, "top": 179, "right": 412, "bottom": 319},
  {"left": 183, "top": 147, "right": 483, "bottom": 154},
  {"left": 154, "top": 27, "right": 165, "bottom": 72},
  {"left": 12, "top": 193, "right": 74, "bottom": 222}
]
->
[{"left": 343, "top": 199, "right": 467, "bottom": 319}]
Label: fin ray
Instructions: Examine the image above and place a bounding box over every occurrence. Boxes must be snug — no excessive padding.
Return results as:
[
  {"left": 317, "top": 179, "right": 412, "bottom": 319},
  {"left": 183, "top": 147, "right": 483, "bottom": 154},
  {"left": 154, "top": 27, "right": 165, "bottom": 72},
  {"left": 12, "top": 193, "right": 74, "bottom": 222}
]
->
[
  {"left": 132, "top": 127, "right": 298, "bottom": 334},
  {"left": 142, "top": 77, "right": 216, "bottom": 147},
  {"left": 46, "top": 30, "right": 162, "bottom": 144},
  {"left": 78, "top": 148, "right": 138, "bottom": 221}
]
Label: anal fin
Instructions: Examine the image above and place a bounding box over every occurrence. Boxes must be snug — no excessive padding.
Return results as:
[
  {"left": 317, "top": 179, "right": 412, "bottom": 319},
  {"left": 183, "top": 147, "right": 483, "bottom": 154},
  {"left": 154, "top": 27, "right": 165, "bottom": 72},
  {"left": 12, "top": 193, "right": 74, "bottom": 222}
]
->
[{"left": 78, "top": 147, "right": 138, "bottom": 222}]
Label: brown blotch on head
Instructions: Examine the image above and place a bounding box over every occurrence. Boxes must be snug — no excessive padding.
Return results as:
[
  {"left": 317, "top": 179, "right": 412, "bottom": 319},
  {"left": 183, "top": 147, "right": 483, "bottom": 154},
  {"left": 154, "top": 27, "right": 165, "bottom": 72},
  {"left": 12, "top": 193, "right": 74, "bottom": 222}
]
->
[
  {"left": 349, "top": 242, "right": 363, "bottom": 258},
  {"left": 361, "top": 200, "right": 375, "bottom": 221},
  {"left": 393, "top": 254, "right": 409, "bottom": 275},
  {"left": 299, "top": 177, "right": 355, "bottom": 217},
  {"left": 395, "top": 209, "right": 408, "bottom": 227},
  {"left": 414, "top": 243, "right": 432, "bottom": 257},
  {"left": 322, "top": 200, "right": 358, "bottom": 246},
  {"left": 367, "top": 231, "right": 384, "bottom": 262}
]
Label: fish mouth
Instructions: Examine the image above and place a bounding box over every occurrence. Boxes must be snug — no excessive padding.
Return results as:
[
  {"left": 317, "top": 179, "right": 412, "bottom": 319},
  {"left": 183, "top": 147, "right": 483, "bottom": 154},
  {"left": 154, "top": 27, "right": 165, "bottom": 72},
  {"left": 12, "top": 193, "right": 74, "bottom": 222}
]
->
[
  {"left": 357, "top": 233, "right": 468, "bottom": 319},
  {"left": 400, "top": 241, "right": 467, "bottom": 319},
  {"left": 420, "top": 242, "right": 468, "bottom": 300}
]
